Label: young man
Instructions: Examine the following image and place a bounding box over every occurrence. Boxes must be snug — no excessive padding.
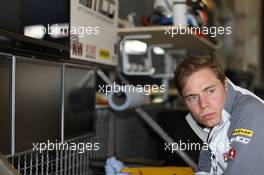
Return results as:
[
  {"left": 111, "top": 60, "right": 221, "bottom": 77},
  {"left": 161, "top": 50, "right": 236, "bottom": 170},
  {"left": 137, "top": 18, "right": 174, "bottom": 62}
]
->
[{"left": 173, "top": 56, "right": 264, "bottom": 175}]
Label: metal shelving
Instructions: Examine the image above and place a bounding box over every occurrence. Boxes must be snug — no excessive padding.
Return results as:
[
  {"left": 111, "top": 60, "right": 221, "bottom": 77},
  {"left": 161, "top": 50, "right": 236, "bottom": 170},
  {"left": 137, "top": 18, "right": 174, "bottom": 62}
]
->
[{"left": 118, "top": 26, "right": 217, "bottom": 52}]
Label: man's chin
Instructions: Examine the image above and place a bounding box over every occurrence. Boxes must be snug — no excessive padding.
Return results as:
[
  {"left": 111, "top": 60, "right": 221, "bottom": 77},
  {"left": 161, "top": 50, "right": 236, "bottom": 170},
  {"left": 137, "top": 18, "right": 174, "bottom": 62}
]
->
[{"left": 203, "top": 120, "right": 219, "bottom": 128}]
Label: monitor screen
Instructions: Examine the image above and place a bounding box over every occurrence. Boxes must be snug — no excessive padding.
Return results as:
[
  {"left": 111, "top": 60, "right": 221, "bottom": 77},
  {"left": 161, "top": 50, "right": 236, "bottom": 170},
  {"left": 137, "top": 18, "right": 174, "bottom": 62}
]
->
[
  {"left": 15, "top": 57, "right": 62, "bottom": 153},
  {"left": 64, "top": 64, "right": 95, "bottom": 139}
]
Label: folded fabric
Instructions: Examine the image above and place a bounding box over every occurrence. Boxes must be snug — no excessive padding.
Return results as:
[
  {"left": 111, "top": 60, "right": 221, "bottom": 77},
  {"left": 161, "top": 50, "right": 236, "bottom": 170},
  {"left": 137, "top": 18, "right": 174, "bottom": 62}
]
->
[{"left": 105, "top": 156, "right": 129, "bottom": 175}]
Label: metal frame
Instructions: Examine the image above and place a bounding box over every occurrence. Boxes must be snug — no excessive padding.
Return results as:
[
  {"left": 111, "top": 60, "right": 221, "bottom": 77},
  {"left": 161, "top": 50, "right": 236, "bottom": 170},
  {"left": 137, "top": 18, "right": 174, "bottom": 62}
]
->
[
  {"left": 11, "top": 55, "right": 16, "bottom": 156},
  {"left": 1, "top": 52, "right": 114, "bottom": 175},
  {"left": 6, "top": 108, "right": 115, "bottom": 175}
]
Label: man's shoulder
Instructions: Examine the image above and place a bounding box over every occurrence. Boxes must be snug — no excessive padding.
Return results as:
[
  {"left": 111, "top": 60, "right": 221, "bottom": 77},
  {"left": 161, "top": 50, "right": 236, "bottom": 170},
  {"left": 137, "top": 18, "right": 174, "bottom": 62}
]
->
[
  {"left": 231, "top": 93, "right": 264, "bottom": 122},
  {"left": 234, "top": 93, "right": 263, "bottom": 110},
  {"left": 227, "top": 80, "right": 264, "bottom": 115},
  {"left": 227, "top": 93, "right": 264, "bottom": 138}
]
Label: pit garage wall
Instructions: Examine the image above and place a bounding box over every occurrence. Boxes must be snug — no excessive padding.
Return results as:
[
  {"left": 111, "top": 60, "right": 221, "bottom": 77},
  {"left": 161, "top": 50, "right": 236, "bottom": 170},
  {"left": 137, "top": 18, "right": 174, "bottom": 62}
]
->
[{"left": 217, "top": 0, "right": 262, "bottom": 86}]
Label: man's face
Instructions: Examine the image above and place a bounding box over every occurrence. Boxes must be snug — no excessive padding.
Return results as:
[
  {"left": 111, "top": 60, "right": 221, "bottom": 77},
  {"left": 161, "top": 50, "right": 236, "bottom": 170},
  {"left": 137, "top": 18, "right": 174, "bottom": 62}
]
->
[{"left": 181, "top": 68, "right": 227, "bottom": 128}]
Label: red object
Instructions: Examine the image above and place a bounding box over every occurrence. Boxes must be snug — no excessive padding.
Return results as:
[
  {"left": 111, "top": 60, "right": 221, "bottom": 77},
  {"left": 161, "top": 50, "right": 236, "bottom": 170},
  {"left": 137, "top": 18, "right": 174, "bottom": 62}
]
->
[
  {"left": 141, "top": 16, "right": 150, "bottom": 26},
  {"left": 223, "top": 153, "right": 228, "bottom": 162},
  {"left": 197, "top": 10, "right": 208, "bottom": 26},
  {"left": 229, "top": 149, "right": 236, "bottom": 160}
]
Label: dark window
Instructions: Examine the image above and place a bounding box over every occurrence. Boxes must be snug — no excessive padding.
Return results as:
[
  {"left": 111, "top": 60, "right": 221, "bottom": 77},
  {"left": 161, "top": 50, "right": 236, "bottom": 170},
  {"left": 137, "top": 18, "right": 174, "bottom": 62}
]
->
[
  {"left": 15, "top": 58, "right": 62, "bottom": 153},
  {"left": 0, "top": 55, "right": 12, "bottom": 154},
  {"left": 64, "top": 65, "right": 95, "bottom": 139}
]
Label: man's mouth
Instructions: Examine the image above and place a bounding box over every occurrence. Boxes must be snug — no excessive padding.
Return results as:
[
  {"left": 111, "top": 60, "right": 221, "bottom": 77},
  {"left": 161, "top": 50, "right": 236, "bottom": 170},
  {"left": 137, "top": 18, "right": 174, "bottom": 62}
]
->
[{"left": 202, "top": 112, "right": 216, "bottom": 120}]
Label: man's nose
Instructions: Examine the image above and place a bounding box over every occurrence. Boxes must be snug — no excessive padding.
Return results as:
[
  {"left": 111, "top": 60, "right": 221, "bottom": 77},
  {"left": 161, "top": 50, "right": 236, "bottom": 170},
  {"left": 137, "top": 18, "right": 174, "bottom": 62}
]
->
[{"left": 199, "top": 95, "right": 210, "bottom": 108}]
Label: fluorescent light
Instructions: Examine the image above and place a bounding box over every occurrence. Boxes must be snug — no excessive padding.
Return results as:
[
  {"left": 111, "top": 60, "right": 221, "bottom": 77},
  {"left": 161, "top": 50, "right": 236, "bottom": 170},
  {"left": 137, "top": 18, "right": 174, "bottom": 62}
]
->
[
  {"left": 124, "top": 40, "right": 147, "bottom": 54},
  {"left": 153, "top": 47, "right": 165, "bottom": 55},
  {"left": 24, "top": 25, "right": 45, "bottom": 39},
  {"left": 49, "top": 23, "right": 69, "bottom": 38}
]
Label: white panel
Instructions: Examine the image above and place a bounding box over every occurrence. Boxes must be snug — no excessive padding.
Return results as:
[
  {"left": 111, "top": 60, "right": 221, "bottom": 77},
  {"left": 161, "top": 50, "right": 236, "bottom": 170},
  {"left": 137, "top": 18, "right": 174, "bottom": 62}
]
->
[{"left": 70, "top": 0, "right": 118, "bottom": 65}]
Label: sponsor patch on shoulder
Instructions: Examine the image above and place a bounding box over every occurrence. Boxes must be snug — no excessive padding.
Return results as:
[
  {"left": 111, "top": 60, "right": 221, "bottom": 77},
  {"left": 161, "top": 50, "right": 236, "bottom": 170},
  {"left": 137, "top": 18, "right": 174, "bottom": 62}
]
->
[
  {"left": 231, "top": 136, "right": 251, "bottom": 144},
  {"left": 232, "top": 128, "right": 254, "bottom": 137}
]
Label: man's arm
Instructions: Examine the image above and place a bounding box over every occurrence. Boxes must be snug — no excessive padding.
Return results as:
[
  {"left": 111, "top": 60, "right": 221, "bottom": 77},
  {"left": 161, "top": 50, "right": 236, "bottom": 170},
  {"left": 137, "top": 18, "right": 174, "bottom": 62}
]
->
[{"left": 223, "top": 102, "right": 264, "bottom": 174}]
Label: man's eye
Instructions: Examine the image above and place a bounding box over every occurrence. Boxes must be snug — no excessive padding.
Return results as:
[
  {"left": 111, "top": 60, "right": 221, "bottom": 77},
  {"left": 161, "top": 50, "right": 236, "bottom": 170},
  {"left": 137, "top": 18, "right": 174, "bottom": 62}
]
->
[
  {"left": 187, "top": 96, "right": 198, "bottom": 103},
  {"left": 207, "top": 89, "right": 215, "bottom": 95}
]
